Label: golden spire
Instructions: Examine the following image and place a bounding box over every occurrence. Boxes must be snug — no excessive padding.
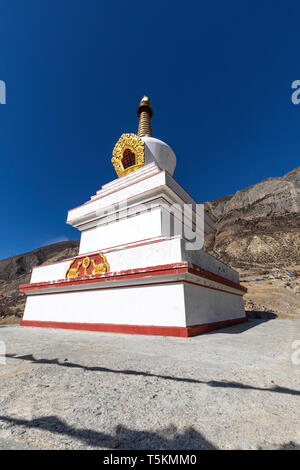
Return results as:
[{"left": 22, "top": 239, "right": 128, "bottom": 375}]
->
[{"left": 137, "top": 96, "right": 153, "bottom": 137}]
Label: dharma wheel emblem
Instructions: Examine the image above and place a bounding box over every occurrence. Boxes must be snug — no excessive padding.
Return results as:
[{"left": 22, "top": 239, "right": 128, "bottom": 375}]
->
[
  {"left": 82, "top": 257, "right": 90, "bottom": 275},
  {"left": 66, "top": 253, "right": 110, "bottom": 279}
]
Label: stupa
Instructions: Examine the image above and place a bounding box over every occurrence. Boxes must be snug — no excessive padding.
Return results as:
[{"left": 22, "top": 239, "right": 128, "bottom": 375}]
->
[{"left": 20, "top": 97, "right": 247, "bottom": 337}]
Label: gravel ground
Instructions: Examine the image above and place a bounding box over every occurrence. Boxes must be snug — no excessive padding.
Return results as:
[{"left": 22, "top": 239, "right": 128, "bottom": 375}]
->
[{"left": 0, "top": 320, "right": 299, "bottom": 450}]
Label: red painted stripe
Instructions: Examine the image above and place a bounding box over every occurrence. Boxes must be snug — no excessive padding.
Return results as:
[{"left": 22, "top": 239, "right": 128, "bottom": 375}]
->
[
  {"left": 98, "top": 164, "right": 159, "bottom": 193},
  {"left": 189, "top": 264, "right": 247, "bottom": 293},
  {"left": 20, "top": 262, "right": 246, "bottom": 294},
  {"left": 18, "top": 279, "right": 244, "bottom": 298},
  {"left": 75, "top": 194, "right": 199, "bottom": 232},
  {"left": 20, "top": 263, "right": 188, "bottom": 291},
  {"left": 93, "top": 169, "right": 162, "bottom": 201},
  {"left": 68, "top": 184, "right": 166, "bottom": 226},
  {"left": 20, "top": 317, "right": 247, "bottom": 337},
  {"left": 69, "top": 167, "right": 163, "bottom": 211},
  {"left": 32, "top": 236, "right": 167, "bottom": 269}
]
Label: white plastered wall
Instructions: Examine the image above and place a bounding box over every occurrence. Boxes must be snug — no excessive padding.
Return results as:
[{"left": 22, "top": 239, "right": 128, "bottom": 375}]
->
[
  {"left": 183, "top": 283, "right": 245, "bottom": 326},
  {"left": 79, "top": 208, "right": 162, "bottom": 254},
  {"left": 23, "top": 283, "right": 186, "bottom": 327}
]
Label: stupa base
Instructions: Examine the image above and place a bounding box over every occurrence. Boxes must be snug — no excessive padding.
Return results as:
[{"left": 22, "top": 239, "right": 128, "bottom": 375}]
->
[{"left": 20, "top": 262, "right": 247, "bottom": 337}]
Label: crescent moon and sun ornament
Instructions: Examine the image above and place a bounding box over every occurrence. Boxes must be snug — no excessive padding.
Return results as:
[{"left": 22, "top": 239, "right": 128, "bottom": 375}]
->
[{"left": 66, "top": 253, "right": 110, "bottom": 279}]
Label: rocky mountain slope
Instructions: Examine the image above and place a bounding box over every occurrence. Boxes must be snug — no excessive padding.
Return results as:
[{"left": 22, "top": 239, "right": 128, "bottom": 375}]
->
[
  {"left": 0, "top": 167, "right": 299, "bottom": 323},
  {"left": 205, "top": 166, "right": 300, "bottom": 317},
  {"left": 0, "top": 241, "right": 79, "bottom": 323}
]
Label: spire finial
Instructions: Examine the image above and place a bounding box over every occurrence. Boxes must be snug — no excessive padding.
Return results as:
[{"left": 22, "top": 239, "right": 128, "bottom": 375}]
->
[{"left": 137, "top": 96, "right": 153, "bottom": 137}]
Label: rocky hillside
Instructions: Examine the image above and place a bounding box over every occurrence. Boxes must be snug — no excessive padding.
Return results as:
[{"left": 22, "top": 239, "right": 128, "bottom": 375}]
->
[
  {"left": 0, "top": 241, "right": 79, "bottom": 323},
  {"left": 205, "top": 166, "right": 300, "bottom": 317}
]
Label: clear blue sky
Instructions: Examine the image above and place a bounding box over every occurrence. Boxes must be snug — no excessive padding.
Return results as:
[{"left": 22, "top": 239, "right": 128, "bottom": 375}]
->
[{"left": 0, "top": 0, "right": 299, "bottom": 259}]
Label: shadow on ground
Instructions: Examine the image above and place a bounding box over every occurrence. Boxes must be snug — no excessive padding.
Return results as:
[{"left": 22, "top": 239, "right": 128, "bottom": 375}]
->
[
  {"left": 0, "top": 415, "right": 298, "bottom": 450},
  {"left": 208, "top": 318, "right": 268, "bottom": 335},
  {"left": 246, "top": 311, "right": 277, "bottom": 320},
  {"left": 0, "top": 415, "right": 215, "bottom": 449},
  {"left": 0, "top": 324, "right": 19, "bottom": 328},
  {"left": 277, "top": 441, "right": 300, "bottom": 450},
  {"left": 6, "top": 353, "right": 300, "bottom": 397}
]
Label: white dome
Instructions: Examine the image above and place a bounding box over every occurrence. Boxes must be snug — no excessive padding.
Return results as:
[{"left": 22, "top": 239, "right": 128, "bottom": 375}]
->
[{"left": 141, "top": 136, "right": 176, "bottom": 176}]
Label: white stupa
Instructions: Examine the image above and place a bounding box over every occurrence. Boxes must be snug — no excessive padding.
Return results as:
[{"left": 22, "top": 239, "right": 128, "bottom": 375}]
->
[{"left": 20, "top": 97, "right": 246, "bottom": 337}]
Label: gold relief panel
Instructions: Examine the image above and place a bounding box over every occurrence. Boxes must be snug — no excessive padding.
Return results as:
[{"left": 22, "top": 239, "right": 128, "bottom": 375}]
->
[
  {"left": 111, "top": 133, "right": 145, "bottom": 178},
  {"left": 66, "top": 253, "right": 110, "bottom": 279}
]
